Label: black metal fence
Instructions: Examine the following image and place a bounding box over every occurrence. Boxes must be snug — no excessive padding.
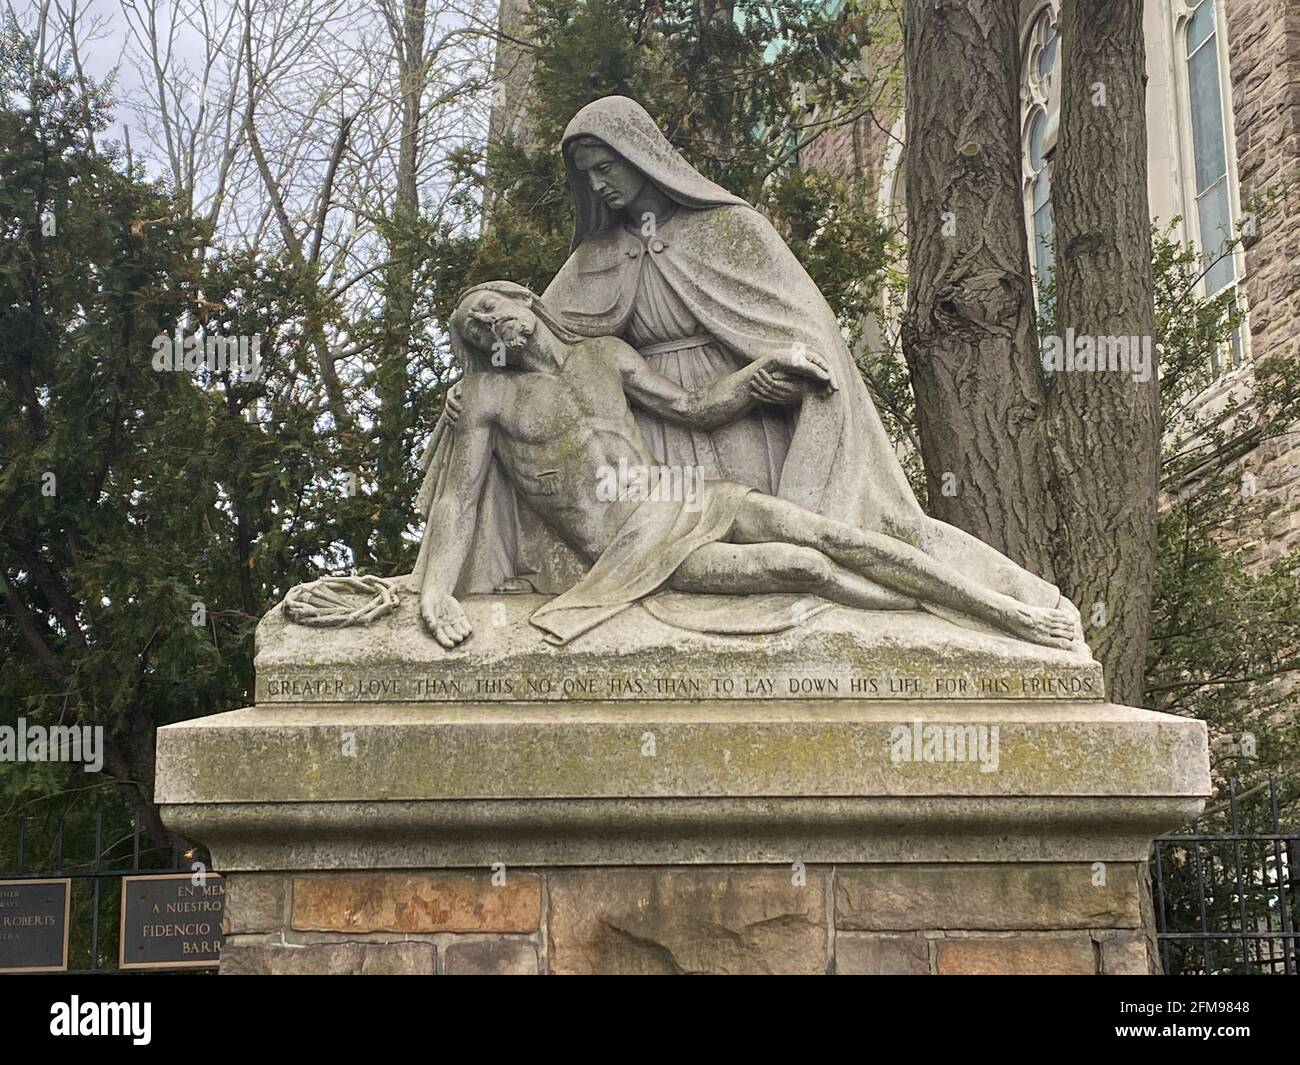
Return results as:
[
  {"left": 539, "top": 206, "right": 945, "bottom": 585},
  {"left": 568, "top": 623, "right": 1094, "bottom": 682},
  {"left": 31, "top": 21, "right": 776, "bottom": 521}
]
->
[
  {"left": 1152, "top": 777, "right": 1300, "bottom": 975},
  {"left": 3, "top": 810, "right": 208, "bottom": 974}
]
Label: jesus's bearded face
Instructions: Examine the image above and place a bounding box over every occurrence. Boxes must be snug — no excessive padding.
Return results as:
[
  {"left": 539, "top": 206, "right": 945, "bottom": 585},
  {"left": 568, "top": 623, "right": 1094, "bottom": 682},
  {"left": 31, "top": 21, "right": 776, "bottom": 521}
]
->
[{"left": 456, "top": 290, "right": 553, "bottom": 371}]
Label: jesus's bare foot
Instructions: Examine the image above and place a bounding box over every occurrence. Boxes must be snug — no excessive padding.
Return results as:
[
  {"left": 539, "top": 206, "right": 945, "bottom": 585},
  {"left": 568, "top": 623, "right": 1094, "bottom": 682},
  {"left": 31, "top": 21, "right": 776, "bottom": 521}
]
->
[
  {"left": 421, "top": 590, "right": 472, "bottom": 648},
  {"left": 1054, "top": 594, "right": 1085, "bottom": 643},
  {"left": 999, "top": 602, "right": 1078, "bottom": 649}
]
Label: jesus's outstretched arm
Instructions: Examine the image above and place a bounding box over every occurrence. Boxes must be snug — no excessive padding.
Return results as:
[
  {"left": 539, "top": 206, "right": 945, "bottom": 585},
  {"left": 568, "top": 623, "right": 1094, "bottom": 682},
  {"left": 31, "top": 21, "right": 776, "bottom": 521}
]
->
[{"left": 612, "top": 341, "right": 833, "bottom": 430}]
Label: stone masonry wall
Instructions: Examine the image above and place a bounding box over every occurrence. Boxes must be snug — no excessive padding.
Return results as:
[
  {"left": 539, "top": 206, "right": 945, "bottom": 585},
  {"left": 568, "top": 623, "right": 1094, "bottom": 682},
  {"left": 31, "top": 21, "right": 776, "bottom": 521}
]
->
[
  {"left": 794, "top": 8, "right": 903, "bottom": 208},
  {"left": 796, "top": 113, "right": 897, "bottom": 204},
  {"left": 1225, "top": 0, "right": 1300, "bottom": 565},
  {"left": 217, "top": 863, "right": 1152, "bottom": 975}
]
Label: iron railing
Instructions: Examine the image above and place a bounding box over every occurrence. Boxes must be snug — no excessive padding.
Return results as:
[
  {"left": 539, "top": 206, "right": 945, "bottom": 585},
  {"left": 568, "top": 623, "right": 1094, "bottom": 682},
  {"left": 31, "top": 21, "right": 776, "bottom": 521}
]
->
[
  {"left": 1153, "top": 777, "right": 1299, "bottom": 975},
  {"left": 2, "top": 810, "right": 207, "bottom": 974}
]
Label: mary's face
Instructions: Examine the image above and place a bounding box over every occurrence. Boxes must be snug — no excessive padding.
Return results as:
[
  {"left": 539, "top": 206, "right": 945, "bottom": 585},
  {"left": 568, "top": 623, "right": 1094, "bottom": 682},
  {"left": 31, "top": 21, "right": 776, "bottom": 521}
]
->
[{"left": 571, "top": 142, "right": 646, "bottom": 212}]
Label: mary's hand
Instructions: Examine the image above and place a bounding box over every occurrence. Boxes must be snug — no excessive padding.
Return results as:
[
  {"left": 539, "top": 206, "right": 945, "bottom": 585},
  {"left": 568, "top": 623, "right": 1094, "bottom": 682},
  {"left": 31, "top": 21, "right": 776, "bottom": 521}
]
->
[{"left": 442, "top": 381, "right": 464, "bottom": 426}]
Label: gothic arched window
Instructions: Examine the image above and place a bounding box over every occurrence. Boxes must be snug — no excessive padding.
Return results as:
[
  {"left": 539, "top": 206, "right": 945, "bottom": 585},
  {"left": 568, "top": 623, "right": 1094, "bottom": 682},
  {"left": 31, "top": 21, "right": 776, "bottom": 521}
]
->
[
  {"left": 1173, "top": 0, "right": 1246, "bottom": 372},
  {"left": 1182, "top": 0, "right": 1236, "bottom": 295}
]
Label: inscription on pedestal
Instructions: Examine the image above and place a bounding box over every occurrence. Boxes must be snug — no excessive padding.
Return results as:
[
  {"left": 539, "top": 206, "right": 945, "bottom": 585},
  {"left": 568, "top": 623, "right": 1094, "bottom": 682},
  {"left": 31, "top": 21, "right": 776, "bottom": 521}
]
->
[{"left": 258, "top": 665, "right": 1102, "bottom": 703}]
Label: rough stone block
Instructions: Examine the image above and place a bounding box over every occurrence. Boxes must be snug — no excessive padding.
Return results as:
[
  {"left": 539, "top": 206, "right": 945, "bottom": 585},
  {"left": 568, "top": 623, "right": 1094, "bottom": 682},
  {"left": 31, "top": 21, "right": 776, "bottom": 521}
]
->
[
  {"left": 220, "top": 941, "right": 436, "bottom": 975},
  {"left": 548, "top": 867, "right": 828, "bottom": 974},
  {"left": 935, "top": 935, "right": 1096, "bottom": 975},
  {"left": 445, "top": 939, "right": 539, "bottom": 975},
  {"left": 1097, "top": 932, "right": 1151, "bottom": 975},
  {"left": 835, "top": 863, "right": 1140, "bottom": 931},
  {"left": 221, "top": 873, "right": 288, "bottom": 935},
  {"left": 835, "top": 934, "right": 930, "bottom": 975},
  {"left": 291, "top": 872, "right": 541, "bottom": 933}
]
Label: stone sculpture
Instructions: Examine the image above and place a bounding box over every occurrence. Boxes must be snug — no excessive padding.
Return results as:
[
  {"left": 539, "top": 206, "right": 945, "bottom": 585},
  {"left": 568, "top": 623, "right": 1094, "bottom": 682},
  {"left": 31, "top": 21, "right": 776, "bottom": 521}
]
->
[
  {"left": 284, "top": 94, "right": 1084, "bottom": 659},
  {"left": 417, "top": 281, "right": 1077, "bottom": 652},
  {"left": 159, "top": 99, "right": 1214, "bottom": 980}
]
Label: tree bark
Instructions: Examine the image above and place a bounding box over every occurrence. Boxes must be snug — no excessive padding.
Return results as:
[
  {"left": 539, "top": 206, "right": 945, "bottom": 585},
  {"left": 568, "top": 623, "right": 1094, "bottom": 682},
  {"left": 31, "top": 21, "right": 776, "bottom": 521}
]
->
[
  {"left": 1048, "top": 0, "right": 1161, "bottom": 704},
  {"left": 900, "top": 0, "right": 1058, "bottom": 579}
]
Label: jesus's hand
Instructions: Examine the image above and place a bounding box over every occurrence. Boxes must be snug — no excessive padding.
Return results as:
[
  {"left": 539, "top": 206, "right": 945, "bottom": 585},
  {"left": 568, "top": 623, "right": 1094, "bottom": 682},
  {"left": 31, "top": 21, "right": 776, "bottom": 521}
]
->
[
  {"left": 751, "top": 367, "right": 804, "bottom": 404},
  {"left": 422, "top": 590, "right": 472, "bottom": 648}
]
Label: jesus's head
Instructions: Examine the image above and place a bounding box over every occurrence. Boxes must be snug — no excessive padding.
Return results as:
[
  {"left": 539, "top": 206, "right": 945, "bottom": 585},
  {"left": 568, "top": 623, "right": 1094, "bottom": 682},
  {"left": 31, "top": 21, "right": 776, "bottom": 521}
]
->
[{"left": 450, "top": 282, "right": 579, "bottom": 373}]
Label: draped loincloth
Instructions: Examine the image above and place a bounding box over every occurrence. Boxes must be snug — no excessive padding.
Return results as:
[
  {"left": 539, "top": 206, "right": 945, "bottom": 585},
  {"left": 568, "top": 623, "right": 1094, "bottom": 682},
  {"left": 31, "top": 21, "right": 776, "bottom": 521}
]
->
[{"left": 529, "top": 480, "right": 754, "bottom": 644}]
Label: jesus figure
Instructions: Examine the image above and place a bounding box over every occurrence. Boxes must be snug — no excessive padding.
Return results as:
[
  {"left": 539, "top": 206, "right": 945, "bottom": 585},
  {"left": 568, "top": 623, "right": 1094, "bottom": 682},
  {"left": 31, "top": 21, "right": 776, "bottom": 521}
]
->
[{"left": 417, "top": 281, "right": 1079, "bottom": 653}]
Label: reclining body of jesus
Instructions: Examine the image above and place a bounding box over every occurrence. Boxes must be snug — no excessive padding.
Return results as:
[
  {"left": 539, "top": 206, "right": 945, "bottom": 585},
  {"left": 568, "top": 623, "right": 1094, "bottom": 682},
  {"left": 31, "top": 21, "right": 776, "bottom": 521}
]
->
[{"left": 420, "top": 281, "right": 1078, "bottom": 651}]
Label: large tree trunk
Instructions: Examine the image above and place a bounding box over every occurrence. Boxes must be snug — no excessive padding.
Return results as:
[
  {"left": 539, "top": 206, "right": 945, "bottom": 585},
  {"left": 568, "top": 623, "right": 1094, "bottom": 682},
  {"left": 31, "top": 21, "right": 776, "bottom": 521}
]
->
[
  {"left": 900, "top": 0, "right": 1058, "bottom": 579},
  {"left": 1047, "top": 0, "right": 1161, "bottom": 704}
]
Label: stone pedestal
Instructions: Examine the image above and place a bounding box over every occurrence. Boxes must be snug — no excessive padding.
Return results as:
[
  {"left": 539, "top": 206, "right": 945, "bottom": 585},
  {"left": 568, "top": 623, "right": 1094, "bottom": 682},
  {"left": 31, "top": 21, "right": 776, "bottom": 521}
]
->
[{"left": 156, "top": 697, "right": 1209, "bottom": 975}]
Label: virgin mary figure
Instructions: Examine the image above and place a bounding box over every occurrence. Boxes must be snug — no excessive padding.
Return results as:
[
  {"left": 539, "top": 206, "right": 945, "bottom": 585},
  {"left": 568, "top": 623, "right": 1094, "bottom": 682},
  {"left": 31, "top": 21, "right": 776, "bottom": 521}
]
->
[{"left": 414, "top": 95, "right": 1077, "bottom": 638}]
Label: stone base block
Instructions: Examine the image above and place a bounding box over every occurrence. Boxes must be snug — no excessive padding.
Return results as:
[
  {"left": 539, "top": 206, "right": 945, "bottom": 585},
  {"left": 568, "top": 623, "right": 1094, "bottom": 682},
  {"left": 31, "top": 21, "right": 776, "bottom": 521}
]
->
[
  {"left": 213, "top": 863, "right": 1157, "bottom": 975},
  {"left": 156, "top": 698, "right": 1208, "bottom": 974}
]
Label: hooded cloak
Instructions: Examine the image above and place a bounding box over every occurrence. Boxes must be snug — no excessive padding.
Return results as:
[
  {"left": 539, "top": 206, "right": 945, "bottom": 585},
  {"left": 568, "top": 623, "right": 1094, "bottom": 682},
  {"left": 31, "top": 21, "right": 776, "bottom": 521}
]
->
[{"left": 544, "top": 96, "right": 926, "bottom": 539}]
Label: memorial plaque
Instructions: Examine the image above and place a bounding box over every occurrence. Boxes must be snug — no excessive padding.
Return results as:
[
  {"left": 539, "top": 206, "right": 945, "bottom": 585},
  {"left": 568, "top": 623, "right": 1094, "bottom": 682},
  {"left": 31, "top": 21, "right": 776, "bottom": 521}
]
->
[
  {"left": 119, "top": 873, "right": 225, "bottom": 969},
  {"left": 0, "top": 878, "right": 71, "bottom": 973}
]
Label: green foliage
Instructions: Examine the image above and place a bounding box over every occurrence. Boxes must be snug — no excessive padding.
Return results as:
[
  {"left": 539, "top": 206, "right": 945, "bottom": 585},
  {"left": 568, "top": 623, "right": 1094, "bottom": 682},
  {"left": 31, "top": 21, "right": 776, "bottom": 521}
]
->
[
  {"left": 767, "top": 166, "right": 895, "bottom": 329},
  {"left": 0, "top": 21, "right": 451, "bottom": 855},
  {"left": 1, "top": 24, "right": 226, "bottom": 838}
]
